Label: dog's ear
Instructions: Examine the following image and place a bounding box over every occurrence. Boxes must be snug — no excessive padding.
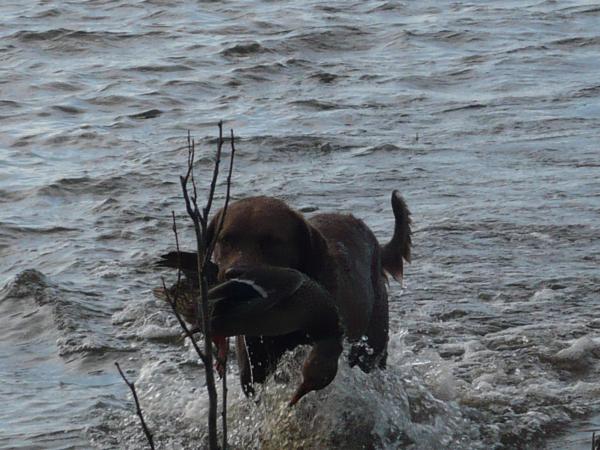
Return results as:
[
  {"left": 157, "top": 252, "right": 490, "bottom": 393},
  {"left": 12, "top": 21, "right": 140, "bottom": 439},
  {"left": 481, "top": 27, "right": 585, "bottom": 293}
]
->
[{"left": 297, "top": 216, "right": 329, "bottom": 281}]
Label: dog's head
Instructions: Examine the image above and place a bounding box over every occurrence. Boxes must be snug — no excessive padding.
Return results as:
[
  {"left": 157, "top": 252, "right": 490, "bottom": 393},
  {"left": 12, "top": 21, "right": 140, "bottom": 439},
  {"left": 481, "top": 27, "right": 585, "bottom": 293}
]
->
[{"left": 208, "top": 196, "right": 327, "bottom": 281}]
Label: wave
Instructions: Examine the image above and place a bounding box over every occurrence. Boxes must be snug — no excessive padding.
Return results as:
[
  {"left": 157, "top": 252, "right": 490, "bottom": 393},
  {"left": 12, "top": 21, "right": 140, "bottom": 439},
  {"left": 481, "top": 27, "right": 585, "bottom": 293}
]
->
[
  {"left": 551, "top": 36, "right": 600, "bottom": 47},
  {"left": 0, "top": 270, "right": 127, "bottom": 356},
  {"left": 221, "top": 41, "right": 270, "bottom": 58},
  {"left": 34, "top": 174, "right": 134, "bottom": 198},
  {"left": 283, "top": 27, "right": 371, "bottom": 52},
  {"left": 9, "top": 28, "right": 164, "bottom": 43},
  {"left": 351, "top": 143, "right": 411, "bottom": 157},
  {"left": 127, "top": 64, "right": 194, "bottom": 73},
  {"left": 289, "top": 99, "right": 342, "bottom": 111},
  {"left": 0, "top": 222, "right": 79, "bottom": 235},
  {"left": 89, "top": 337, "right": 484, "bottom": 449}
]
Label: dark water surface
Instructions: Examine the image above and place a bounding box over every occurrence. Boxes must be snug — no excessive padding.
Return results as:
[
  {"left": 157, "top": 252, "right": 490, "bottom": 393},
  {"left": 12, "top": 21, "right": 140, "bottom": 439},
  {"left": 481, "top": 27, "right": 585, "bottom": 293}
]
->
[{"left": 1, "top": 0, "right": 599, "bottom": 448}]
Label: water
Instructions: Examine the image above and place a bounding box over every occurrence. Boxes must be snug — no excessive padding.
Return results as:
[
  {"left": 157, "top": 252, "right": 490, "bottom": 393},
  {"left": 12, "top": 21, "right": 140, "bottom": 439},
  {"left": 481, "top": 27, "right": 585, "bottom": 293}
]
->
[{"left": 1, "top": 0, "right": 599, "bottom": 448}]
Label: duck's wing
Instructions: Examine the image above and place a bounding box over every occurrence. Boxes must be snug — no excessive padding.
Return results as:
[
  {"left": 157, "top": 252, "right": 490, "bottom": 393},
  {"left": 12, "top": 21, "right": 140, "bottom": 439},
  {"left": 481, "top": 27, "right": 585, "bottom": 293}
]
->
[
  {"left": 156, "top": 251, "right": 198, "bottom": 272},
  {"left": 156, "top": 251, "right": 218, "bottom": 286}
]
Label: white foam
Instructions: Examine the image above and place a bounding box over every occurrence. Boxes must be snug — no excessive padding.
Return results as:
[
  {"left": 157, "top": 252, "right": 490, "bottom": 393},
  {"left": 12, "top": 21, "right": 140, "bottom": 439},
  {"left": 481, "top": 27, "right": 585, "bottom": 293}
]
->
[
  {"left": 529, "top": 232, "right": 553, "bottom": 242},
  {"left": 531, "top": 288, "right": 559, "bottom": 302},
  {"left": 551, "top": 335, "right": 600, "bottom": 370},
  {"left": 136, "top": 323, "right": 181, "bottom": 340}
]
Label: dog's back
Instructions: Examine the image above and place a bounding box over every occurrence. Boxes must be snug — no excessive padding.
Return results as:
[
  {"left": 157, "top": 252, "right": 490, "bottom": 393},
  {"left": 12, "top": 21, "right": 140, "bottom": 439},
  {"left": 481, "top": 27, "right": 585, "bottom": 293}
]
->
[{"left": 308, "top": 192, "right": 411, "bottom": 371}]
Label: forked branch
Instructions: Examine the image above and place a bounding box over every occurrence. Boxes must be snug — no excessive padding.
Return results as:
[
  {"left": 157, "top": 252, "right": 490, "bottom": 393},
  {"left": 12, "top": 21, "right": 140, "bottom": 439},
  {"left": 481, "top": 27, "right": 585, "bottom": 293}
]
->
[
  {"left": 177, "top": 124, "right": 236, "bottom": 449},
  {"left": 117, "top": 125, "right": 236, "bottom": 450}
]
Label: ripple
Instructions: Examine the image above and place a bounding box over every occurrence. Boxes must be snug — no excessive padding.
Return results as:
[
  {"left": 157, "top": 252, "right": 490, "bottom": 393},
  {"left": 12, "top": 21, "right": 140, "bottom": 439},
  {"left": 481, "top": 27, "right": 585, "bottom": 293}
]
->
[
  {"left": 350, "top": 143, "right": 409, "bottom": 157},
  {"left": 0, "top": 222, "right": 79, "bottom": 235},
  {"left": 440, "top": 103, "right": 487, "bottom": 114},
  {"left": 573, "top": 84, "right": 600, "bottom": 98},
  {"left": 309, "top": 71, "right": 340, "bottom": 83},
  {"left": 35, "top": 175, "right": 133, "bottom": 198},
  {"left": 9, "top": 28, "right": 149, "bottom": 43},
  {"left": 290, "top": 99, "right": 342, "bottom": 111},
  {"left": 128, "top": 108, "right": 162, "bottom": 119},
  {"left": 40, "top": 81, "right": 85, "bottom": 92},
  {"left": 284, "top": 26, "right": 372, "bottom": 52},
  {"left": 128, "top": 64, "right": 194, "bottom": 73},
  {"left": 51, "top": 104, "right": 84, "bottom": 114},
  {"left": 221, "top": 41, "right": 269, "bottom": 57},
  {"left": 29, "top": 8, "right": 62, "bottom": 19},
  {"left": 552, "top": 36, "right": 600, "bottom": 47},
  {"left": 0, "top": 100, "right": 22, "bottom": 109}
]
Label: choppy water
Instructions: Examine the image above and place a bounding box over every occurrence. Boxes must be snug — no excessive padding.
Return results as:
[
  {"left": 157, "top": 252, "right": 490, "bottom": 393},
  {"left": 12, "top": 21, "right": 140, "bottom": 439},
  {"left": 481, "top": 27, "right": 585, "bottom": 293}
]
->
[{"left": 1, "top": 0, "right": 599, "bottom": 448}]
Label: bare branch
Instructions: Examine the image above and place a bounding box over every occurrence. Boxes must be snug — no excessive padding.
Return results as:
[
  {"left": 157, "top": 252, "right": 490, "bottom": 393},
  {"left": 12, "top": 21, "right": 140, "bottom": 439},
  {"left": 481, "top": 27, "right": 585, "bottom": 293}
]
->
[
  {"left": 226, "top": 129, "right": 236, "bottom": 204},
  {"left": 181, "top": 134, "right": 204, "bottom": 229},
  {"left": 115, "top": 362, "right": 155, "bottom": 450},
  {"left": 166, "top": 211, "right": 207, "bottom": 364},
  {"left": 203, "top": 128, "right": 236, "bottom": 269},
  {"left": 183, "top": 131, "right": 194, "bottom": 188},
  {"left": 195, "top": 249, "right": 218, "bottom": 450},
  {"left": 222, "top": 370, "right": 228, "bottom": 450},
  {"left": 180, "top": 138, "right": 206, "bottom": 263},
  {"left": 593, "top": 431, "right": 600, "bottom": 450},
  {"left": 216, "top": 129, "right": 236, "bottom": 450},
  {"left": 191, "top": 138, "right": 199, "bottom": 208},
  {"left": 171, "top": 210, "right": 184, "bottom": 298},
  {"left": 189, "top": 139, "right": 204, "bottom": 230},
  {"left": 203, "top": 121, "right": 224, "bottom": 223},
  {"left": 179, "top": 129, "right": 220, "bottom": 450},
  {"left": 168, "top": 124, "right": 236, "bottom": 450},
  {"left": 160, "top": 277, "right": 208, "bottom": 367}
]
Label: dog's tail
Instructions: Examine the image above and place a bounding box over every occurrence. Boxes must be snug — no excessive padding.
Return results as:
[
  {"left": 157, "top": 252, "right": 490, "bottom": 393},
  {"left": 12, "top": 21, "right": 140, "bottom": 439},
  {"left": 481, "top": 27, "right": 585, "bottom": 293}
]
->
[{"left": 381, "top": 190, "right": 412, "bottom": 282}]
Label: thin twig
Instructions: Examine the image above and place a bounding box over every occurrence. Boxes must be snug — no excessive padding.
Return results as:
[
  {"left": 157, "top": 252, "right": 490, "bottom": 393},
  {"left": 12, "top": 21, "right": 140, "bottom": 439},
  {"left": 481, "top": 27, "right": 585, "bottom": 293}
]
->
[
  {"left": 169, "top": 125, "right": 236, "bottom": 450},
  {"left": 171, "top": 210, "right": 184, "bottom": 298},
  {"left": 181, "top": 135, "right": 204, "bottom": 228},
  {"left": 160, "top": 277, "right": 208, "bottom": 366},
  {"left": 166, "top": 212, "right": 208, "bottom": 364},
  {"left": 203, "top": 128, "right": 236, "bottom": 269},
  {"left": 183, "top": 131, "right": 194, "bottom": 188},
  {"left": 226, "top": 129, "right": 236, "bottom": 207},
  {"left": 115, "top": 362, "right": 155, "bottom": 450},
  {"left": 190, "top": 139, "right": 201, "bottom": 225},
  {"left": 219, "top": 129, "right": 236, "bottom": 450},
  {"left": 203, "top": 121, "right": 224, "bottom": 223},
  {"left": 222, "top": 369, "right": 228, "bottom": 450},
  {"left": 180, "top": 131, "right": 219, "bottom": 450}
]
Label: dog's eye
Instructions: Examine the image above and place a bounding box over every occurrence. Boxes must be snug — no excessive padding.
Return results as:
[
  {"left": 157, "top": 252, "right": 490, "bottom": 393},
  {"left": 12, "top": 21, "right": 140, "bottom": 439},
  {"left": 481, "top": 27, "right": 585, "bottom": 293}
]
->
[{"left": 219, "top": 234, "right": 233, "bottom": 247}]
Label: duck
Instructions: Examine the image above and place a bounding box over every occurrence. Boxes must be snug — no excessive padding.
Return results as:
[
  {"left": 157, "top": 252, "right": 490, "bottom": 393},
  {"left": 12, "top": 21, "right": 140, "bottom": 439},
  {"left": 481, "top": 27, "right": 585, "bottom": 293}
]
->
[{"left": 155, "top": 254, "right": 343, "bottom": 405}]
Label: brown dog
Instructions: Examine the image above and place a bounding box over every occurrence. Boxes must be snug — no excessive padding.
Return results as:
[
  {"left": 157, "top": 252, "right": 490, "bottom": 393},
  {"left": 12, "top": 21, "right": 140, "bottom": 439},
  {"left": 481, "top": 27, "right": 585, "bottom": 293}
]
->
[{"left": 204, "top": 190, "right": 411, "bottom": 403}]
